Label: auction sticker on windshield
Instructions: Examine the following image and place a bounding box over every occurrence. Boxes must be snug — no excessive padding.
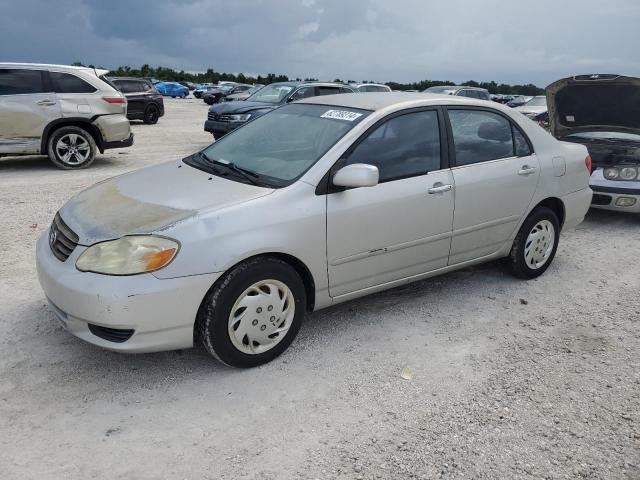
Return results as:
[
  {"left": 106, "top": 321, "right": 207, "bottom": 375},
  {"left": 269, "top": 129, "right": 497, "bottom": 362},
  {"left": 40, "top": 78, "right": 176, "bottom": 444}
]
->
[{"left": 321, "top": 110, "right": 363, "bottom": 122}]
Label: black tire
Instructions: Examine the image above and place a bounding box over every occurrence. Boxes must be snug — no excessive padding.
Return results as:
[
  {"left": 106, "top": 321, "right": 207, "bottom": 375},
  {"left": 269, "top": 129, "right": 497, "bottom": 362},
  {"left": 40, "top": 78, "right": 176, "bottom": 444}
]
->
[
  {"left": 197, "top": 257, "right": 306, "bottom": 368},
  {"left": 47, "top": 126, "right": 97, "bottom": 170},
  {"left": 204, "top": 97, "right": 214, "bottom": 105},
  {"left": 507, "top": 206, "right": 560, "bottom": 279},
  {"left": 143, "top": 105, "right": 160, "bottom": 124}
]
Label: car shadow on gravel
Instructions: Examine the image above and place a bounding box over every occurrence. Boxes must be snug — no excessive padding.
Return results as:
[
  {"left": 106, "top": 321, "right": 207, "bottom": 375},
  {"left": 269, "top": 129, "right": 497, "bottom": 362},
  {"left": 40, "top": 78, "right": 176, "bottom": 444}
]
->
[{"left": 0, "top": 154, "right": 124, "bottom": 172}]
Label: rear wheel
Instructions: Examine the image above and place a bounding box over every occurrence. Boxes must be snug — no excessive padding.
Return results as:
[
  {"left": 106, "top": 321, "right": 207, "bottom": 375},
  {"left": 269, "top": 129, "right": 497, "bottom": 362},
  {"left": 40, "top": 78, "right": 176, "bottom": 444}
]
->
[
  {"left": 47, "top": 126, "right": 96, "bottom": 170},
  {"left": 197, "top": 257, "right": 306, "bottom": 368},
  {"left": 507, "top": 207, "right": 560, "bottom": 279},
  {"left": 143, "top": 104, "right": 160, "bottom": 124}
]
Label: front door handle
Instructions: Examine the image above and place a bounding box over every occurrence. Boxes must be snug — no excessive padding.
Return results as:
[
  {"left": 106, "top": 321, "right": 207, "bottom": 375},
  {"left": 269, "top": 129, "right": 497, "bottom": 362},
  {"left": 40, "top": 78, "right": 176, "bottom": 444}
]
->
[
  {"left": 36, "top": 100, "right": 57, "bottom": 106},
  {"left": 518, "top": 165, "right": 537, "bottom": 176},
  {"left": 428, "top": 183, "right": 453, "bottom": 194}
]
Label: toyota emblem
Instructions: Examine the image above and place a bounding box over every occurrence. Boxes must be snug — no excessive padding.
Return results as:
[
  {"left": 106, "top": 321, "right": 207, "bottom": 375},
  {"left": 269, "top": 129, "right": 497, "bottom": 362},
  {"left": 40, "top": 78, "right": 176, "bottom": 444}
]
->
[{"left": 49, "top": 228, "right": 57, "bottom": 248}]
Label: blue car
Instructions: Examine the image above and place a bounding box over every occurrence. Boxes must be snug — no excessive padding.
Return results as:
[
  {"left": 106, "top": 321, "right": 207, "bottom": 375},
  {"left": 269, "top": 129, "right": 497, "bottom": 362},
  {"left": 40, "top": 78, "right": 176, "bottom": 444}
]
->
[{"left": 155, "top": 82, "right": 188, "bottom": 98}]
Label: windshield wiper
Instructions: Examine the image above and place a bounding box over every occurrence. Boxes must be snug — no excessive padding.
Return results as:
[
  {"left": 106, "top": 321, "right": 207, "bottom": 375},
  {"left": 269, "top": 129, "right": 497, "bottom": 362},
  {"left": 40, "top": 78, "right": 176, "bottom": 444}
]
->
[{"left": 209, "top": 157, "right": 262, "bottom": 186}]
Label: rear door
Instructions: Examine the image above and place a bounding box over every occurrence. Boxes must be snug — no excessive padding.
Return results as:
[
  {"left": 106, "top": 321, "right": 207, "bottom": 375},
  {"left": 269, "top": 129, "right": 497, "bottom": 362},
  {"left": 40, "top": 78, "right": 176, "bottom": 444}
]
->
[
  {"left": 445, "top": 107, "right": 539, "bottom": 264},
  {"left": 49, "top": 70, "right": 97, "bottom": 116},
  {"left": 326, "top": 108, "right": 454, "bottom": 297},
  {"left": 0, "top": 68, "right": 60, "bottom": 154}
]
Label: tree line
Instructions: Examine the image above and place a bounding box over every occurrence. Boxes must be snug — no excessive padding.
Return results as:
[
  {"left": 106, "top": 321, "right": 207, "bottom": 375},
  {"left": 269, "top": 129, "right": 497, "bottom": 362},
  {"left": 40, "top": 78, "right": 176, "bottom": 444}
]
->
[{"left": 73, "top": 62, "right": 544, "bottom": 95}]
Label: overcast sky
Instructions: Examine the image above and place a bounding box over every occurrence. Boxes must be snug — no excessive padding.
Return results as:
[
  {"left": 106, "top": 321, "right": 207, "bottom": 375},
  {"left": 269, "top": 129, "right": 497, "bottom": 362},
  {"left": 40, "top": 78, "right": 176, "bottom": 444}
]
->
[{"left": 1, "top": 0, "right": 639, "bottom": 86}]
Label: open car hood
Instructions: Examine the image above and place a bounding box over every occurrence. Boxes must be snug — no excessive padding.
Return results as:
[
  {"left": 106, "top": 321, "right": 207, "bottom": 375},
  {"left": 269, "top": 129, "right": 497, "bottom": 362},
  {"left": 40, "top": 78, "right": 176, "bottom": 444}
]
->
[{"left": 547, "top": 74, "right": 640, "bottom": 139}]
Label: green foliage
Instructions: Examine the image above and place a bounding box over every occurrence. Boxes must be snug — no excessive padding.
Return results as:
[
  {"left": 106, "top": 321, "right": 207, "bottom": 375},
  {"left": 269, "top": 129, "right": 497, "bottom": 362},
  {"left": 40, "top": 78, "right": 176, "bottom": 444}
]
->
[{"left": 73, "top": 61, "right": 544, "bottom": 93}]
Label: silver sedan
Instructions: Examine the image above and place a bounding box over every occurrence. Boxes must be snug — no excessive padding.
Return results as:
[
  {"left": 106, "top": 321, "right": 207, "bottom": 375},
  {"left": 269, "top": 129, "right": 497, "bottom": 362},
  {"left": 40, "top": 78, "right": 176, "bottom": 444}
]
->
[{"left": 36, "top": 93, "right": 593, "bottom": 367}]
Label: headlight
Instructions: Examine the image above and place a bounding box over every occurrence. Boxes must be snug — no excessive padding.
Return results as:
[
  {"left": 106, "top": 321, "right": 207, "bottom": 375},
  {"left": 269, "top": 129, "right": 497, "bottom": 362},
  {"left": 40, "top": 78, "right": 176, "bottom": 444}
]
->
[
  {"left": 227, "top": 114, "right": 252, "bottom": 122},
  {"left": 604, "top": 168, "right": 619, "bottom": 180},
  {"left": 619, "top": 167, "right": 638, "bottom": 181},
  {"left": 76, "top": 236, "right": 179, "bottom": 275}
]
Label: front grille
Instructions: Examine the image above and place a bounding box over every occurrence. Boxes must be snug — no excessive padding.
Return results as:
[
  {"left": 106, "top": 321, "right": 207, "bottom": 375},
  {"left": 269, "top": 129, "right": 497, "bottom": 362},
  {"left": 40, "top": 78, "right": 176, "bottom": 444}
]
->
[
  {"left": 592, "top": 194, "right": 612, "bottom": 206},
  {"left": 207, "top": 111, "right": 232, "bottom": 122},
  {"left": 88, "top": 324, "right": 135, "bottom": 343},
  {"left": 49, "top": 213, "right": 79, "bottom": 262}
]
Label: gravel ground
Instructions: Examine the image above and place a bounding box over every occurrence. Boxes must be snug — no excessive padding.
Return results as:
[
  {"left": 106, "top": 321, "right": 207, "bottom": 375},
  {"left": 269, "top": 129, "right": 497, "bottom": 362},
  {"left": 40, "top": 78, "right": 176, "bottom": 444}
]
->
[{"left": 1, "top": 98, "right": 639, "bottom": 480}]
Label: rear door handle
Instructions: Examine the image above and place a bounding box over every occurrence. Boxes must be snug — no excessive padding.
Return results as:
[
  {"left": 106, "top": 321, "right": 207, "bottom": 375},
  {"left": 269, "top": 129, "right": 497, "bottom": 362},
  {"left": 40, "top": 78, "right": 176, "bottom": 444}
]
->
[
  {"left": 428, "top": 183, "right": 453, "bottom": 194},
  {"left": 36, "top": 100, "right": 57, "bottom": 106},
  {"left": 518, "top": 165, "right": 537, "bottom": 176}
]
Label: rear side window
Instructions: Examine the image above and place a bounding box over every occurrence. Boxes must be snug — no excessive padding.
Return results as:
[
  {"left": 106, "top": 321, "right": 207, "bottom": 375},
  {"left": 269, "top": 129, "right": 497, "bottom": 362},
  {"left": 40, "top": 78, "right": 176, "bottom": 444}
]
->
[
  {"left": 50, "top": 72, "right": 97, "bottom": 93},
  {"left": 0, "top": 69, "right": 45, "bottom": 95},
  {"left": 513, "top": 127, "right": 532, "bottom": 156},
  {"left": 448, "top": 109, "right": 519, "bottom": 166},
  {"left": 346, "top": 110, "right": 442, "bottom": 182},
  {"left": 317, "top": 86, "right": 342, "bottom": 96}
]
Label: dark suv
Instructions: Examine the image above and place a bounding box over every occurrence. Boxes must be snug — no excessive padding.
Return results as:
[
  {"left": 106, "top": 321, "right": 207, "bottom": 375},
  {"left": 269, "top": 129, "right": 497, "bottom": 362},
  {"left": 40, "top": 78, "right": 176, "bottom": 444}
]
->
[
  {"left": 204, "top": 81, "right": 355, "bottom": 138},
  {"left": 110, "top": 77, "right": 165, "bottom": 124}
]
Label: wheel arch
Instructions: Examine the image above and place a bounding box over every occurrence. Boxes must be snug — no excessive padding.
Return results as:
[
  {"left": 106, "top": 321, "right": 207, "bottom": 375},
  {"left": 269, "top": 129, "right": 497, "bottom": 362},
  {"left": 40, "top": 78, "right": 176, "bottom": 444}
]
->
[
  {"left": 41, "top": 118, "right": 105, "bottom": 154},
  {"left": 532, "top": 197, "right": 566, "bottom": 229},
  {"left": 206, "top": 252, "right": 317, "bottom": 313}
]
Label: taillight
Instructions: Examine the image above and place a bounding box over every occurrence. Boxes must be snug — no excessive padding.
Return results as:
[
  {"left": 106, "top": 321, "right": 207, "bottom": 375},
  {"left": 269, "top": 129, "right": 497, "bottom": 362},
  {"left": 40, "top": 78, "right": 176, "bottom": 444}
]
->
[
  {"left": 102, "top": 96, "right": 127, "bottom": 104},
  {"left": 585, "top": 154, "right": 592, "bottom": 173}
]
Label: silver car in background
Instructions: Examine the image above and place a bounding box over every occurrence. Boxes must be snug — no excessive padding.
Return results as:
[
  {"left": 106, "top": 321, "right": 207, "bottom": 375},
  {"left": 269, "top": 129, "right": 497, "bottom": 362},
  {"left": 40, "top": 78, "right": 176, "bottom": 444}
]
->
[
  {"left": 0, "top": 63, "right": 133, "bottom": 169},
  {"left": 36, "top": 93, "right": 592, "bottom": 367}
]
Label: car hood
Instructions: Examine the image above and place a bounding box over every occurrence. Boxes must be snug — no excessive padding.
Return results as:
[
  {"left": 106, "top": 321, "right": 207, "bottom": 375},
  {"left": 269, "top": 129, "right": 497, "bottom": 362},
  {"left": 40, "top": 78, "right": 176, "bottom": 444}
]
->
[
  {"left": 547, "top": 74, "right": 640, "bottom": 139},
  {"left": 209, "top": 100, "right": 277, "bottom": 114},
  {"left": 59, "top": 160, "right": 274, "bottom": 245}
]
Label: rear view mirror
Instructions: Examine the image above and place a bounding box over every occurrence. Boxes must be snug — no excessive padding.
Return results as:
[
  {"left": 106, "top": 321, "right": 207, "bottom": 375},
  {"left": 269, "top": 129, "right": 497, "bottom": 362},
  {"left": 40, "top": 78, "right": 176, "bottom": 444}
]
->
[{"left": 332, "top": 164, "right": 379, "bottom": 188}]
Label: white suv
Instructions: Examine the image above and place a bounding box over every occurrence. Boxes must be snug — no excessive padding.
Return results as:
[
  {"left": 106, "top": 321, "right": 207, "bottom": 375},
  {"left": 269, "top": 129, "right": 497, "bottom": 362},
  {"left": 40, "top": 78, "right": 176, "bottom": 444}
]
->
[{"left": 0, "top": 63, "right": 133, "bottom": 169}]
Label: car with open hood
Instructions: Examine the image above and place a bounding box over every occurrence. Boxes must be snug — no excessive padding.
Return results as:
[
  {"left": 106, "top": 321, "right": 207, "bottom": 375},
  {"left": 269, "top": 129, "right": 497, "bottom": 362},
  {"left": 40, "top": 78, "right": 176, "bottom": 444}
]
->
[
  {"left": 204, "top": 81, "right": 355, "bottom": 138},
  {"left": 37, "top": 93, "right": 592, "bottom": 367},
  {"left": 547, "top": 74, "right": 640, "bottom": 212}
]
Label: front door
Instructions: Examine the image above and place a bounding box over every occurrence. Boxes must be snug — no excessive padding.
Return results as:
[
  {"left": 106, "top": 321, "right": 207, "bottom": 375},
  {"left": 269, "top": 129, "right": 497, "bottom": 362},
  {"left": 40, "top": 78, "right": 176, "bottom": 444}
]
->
[
  {"left": 0, "top": 68, "right": 60, "bottom": 154},
  {"left": 445, "top": 108, "right": 540, "bottom": 264},
  {"left": 326, "top": 109, "right": 455, "bottom": 297}
]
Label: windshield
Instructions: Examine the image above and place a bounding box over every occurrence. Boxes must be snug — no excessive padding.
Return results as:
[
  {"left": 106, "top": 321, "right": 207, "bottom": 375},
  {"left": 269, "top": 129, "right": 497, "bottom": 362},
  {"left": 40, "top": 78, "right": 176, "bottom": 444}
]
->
[
  {"left": 525, "top": 96, "right": 547, "bottom": 107},
  {"left": 247, "top": 84, "right": 295, "bottom": 104},
  {"left": 200, "top": 103, "right": 370, "bottom": 185}
]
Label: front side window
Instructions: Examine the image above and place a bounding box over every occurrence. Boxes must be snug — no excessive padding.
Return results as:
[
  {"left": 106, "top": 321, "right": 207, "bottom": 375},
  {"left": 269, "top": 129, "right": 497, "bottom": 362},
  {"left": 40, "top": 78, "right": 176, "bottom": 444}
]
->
[
  {"left": 345, "top": 110, "right": 442, "bottom": 182},
  {"left": 0, "top": 69, "right": 45, "bottom": 95},
  {"left": 198, "top": 104, "right": 370, "bottom": 185},
  {"left": 50, "top": 72, "right": 97, "bottom": 93},
  {"left": 448, "top": 109, "right": 529, "bottom": 166}
]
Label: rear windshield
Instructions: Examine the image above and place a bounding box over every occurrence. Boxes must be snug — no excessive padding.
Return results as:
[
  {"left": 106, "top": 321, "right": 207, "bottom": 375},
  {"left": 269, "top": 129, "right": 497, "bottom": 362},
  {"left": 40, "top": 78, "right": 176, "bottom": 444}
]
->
[{"left": 556, "top": 84, "right": 640, "bottom": 130}]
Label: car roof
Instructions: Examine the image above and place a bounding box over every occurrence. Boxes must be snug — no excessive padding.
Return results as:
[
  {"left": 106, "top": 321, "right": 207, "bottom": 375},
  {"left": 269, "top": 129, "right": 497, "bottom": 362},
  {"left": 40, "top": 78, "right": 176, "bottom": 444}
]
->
[
  {"left": 270, "top": 81, "right": 349, "bottom": 88},
  {"left": 299, "top": 92, "right": 498, "bottom": 111},
  {"left": 0, "top": 62, "right": 110, "bottom": 77},
  {"left": 109, "top": 77, "right": 151, "bottom": 82}
]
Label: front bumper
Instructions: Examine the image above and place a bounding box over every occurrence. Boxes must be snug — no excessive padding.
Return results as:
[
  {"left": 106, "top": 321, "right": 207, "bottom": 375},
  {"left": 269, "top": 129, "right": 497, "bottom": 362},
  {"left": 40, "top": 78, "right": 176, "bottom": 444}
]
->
[
  {"left": 204, "top": 119, "right": 242, "bottom": 138},
  {"left": 36, "top": 231, "right": 221, "bottom": 353},
  {"left": 589, "top": 169, "right": 640, "bottom": 213}
]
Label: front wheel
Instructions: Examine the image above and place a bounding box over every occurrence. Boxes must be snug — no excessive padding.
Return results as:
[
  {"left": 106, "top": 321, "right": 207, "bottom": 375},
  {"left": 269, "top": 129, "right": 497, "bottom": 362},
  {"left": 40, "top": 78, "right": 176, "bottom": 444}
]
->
[
  {"left": 197, "top": 257, "right": 306, "bottom": 368},
  {"left": 507, "top": 207, "right": 560, "bottom": 279}
]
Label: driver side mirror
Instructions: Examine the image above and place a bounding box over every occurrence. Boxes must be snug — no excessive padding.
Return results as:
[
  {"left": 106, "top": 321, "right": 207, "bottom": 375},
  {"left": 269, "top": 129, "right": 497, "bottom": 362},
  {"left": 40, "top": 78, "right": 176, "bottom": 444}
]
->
[{"left": 332, "top": 164, "right": 379, "bottom": 188}]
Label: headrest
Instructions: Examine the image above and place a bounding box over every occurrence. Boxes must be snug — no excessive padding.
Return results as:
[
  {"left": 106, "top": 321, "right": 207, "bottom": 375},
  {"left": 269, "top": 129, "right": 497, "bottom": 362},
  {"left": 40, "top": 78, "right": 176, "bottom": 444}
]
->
[{"left": 477, "top": 121, "right": 511, "bottom": 142}]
